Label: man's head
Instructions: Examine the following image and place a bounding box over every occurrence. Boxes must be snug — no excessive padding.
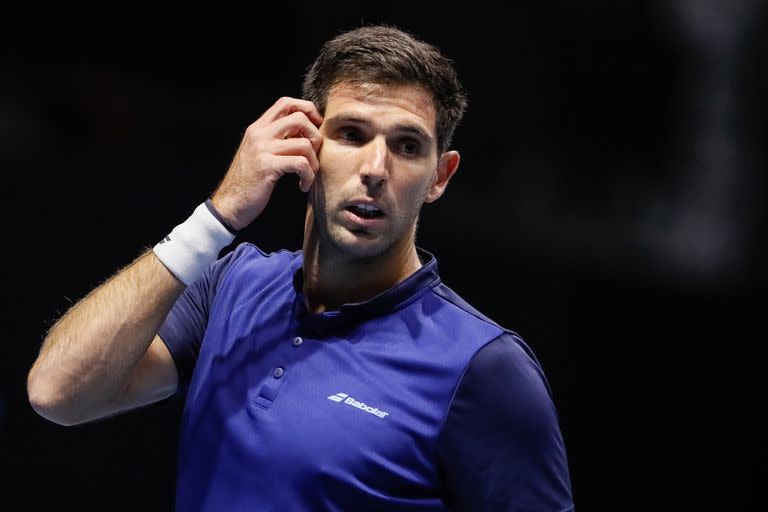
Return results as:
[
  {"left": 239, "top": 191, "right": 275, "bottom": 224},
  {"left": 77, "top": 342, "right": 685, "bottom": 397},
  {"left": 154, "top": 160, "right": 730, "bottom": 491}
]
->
[
  {"left": 302, "top": 25, "right": 467, "bottom": 154},
  {"left": 302, "top": 25, "right": 465, "bottom": 266}
]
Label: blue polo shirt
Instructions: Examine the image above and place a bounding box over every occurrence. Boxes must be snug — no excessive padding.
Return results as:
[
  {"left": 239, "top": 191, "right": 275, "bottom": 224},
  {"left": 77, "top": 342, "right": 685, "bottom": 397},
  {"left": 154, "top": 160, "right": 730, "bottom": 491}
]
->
[{"left": 159, "top": 243, "right": 573, "bottom": 511}]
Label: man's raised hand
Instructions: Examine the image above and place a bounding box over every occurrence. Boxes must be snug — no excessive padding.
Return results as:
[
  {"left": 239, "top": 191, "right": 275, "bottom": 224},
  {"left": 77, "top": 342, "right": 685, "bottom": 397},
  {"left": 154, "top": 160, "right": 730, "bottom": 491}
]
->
[{"left": 210, "top": 97, "right": 323, "bottom": 231}]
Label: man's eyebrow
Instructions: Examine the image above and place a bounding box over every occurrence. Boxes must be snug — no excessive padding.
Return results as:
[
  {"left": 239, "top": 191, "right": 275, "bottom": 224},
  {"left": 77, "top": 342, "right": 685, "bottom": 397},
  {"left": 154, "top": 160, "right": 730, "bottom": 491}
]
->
[
  {"left": 324, "top": 115, "right": 433, "bottom": 142},
  {"left": 324, "top": 114, "right": 367, "bottom": 126}
]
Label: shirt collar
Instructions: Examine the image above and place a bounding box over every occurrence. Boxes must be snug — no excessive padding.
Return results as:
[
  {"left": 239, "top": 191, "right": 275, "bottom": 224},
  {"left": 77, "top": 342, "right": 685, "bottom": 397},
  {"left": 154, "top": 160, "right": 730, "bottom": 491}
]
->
[{"left": 291, "top": 247, "right": 440, "bottom": 334}]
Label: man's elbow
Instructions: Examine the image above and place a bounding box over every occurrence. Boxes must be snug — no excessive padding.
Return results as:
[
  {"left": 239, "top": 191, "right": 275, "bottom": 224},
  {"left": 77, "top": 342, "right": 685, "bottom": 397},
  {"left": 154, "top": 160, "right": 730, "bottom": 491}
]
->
[{"left": 27, "top": 367, "right": 82, "bottom": 427}]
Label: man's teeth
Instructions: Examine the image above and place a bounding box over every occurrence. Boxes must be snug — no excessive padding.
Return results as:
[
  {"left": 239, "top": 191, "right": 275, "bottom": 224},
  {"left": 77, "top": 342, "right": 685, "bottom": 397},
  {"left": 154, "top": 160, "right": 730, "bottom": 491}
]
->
[{"left": 354, "top": 204, "right": 381, "bottom": 212}]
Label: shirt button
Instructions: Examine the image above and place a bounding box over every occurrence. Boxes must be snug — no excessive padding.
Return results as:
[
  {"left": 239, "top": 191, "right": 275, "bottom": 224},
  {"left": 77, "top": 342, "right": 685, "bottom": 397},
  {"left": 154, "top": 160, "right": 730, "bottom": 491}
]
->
[
  {"left": 273, "top": 367, "right": 285, "bottom": 379},
  {"left": 292, "top": 336, "right": 303, "bottom": 347}
]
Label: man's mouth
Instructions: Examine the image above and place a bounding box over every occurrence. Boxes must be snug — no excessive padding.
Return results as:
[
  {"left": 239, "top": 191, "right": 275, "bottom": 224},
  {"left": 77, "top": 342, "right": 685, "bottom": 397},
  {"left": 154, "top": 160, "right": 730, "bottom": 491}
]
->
[{"left": 345, "top": 203, "right": 385, "bottom": 219}]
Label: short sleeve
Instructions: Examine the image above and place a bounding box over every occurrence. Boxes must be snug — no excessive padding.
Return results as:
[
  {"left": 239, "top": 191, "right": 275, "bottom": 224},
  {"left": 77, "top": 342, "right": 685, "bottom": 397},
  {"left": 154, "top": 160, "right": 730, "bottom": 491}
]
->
[
  {"left": 437, "top": 332, "right": 574, "bottom": 511},
  {"left": 157, "top": 245, "right": 241, "bottom": 393}
]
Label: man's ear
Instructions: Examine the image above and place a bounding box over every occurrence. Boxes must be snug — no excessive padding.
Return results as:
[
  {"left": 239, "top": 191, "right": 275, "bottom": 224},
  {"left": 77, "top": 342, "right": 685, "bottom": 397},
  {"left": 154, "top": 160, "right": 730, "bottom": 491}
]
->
[{"left": 425, "top": 150, "right": 460, "bottom": 203}]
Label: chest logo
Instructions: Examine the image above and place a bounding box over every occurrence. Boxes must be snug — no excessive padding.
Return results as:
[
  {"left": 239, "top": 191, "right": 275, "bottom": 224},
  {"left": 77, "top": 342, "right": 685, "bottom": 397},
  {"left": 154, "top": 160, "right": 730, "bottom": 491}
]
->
[{"left": 327, "top": 392, "right": 390, "bottom": 419}]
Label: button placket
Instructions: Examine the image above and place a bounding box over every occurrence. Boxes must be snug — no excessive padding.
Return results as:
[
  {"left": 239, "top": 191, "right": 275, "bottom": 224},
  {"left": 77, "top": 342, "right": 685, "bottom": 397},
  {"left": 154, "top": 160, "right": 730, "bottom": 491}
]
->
[{"left": 251, "top": 332, "right": 309, "bottom": 411}]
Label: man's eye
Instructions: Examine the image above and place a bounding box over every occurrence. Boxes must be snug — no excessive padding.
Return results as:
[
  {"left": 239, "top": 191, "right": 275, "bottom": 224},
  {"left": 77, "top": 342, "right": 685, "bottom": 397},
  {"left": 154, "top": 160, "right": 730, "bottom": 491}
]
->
[
  {"left": 400, "top": 140, "right": 421, "bottom": 155},
  {"left": 340, "top": 129, "right": 363, "bottom": 142}
]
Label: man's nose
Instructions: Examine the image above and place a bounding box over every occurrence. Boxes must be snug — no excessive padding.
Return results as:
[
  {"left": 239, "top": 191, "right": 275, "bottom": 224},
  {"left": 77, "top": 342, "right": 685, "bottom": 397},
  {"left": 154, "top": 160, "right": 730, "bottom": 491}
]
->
[{"left": 359, "top": 136, "right": 388, "bottom": 188}]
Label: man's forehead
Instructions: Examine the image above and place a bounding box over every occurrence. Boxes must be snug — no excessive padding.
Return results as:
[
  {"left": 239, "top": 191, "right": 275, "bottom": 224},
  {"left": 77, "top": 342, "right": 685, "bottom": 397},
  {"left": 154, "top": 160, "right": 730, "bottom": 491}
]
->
[{"left": 325, "top": 82, "right": 437, "bottom": 134}]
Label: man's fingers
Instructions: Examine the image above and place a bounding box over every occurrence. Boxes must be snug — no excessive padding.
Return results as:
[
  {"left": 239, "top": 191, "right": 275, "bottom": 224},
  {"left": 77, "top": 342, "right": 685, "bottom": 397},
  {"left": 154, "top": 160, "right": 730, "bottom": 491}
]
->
[
  {"left": 272, "top": 138, "right": 320, "bottom": 172},
  {"left": 258, "top": 97, "right": 323, "bottom": 128},
  {"left": 278, "top": 155, "right": 316, "bottom": 193},
  {"left": 269, "top": 111, "right": 323, "bottom": 151}
]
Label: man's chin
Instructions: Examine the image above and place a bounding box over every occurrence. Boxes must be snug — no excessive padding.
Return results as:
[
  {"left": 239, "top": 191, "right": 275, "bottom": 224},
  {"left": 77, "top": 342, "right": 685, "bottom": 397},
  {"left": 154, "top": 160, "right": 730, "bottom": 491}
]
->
[{"left": 331, "top": 229, "right": 389, "bottom": 259}]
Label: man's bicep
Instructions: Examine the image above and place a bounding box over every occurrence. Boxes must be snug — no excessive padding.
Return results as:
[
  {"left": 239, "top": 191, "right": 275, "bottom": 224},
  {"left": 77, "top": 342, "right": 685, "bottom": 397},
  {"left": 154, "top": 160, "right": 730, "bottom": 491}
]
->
[
  {"left": 117, "top": 335, "right": 179, "bottom": 411},
  {"left": 438, "top": 332, "right": 574, "bottom": 511}
]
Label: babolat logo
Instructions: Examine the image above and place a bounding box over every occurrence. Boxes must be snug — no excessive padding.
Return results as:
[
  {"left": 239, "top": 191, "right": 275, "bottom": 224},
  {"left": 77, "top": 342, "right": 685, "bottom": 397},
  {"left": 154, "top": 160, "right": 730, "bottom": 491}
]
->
[{"left": 327, "top": 392, "right": 389, "bottom": 419}]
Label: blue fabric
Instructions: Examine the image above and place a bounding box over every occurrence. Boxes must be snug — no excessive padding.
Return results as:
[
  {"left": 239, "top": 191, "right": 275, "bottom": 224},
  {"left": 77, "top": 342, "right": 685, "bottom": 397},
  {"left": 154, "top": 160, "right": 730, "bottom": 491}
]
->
[
  {"left": 159, "top": 243, "right": 573, "bottom": 510},
  {"left": 437, "top": 331, "right": 574, "bottom": 511}
]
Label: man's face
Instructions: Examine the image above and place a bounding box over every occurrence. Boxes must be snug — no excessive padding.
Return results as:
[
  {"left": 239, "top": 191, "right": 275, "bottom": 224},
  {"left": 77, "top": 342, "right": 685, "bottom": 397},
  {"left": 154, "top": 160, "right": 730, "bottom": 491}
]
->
[{"left": 308, "top": 81, "right": 457, "bottom": 260}]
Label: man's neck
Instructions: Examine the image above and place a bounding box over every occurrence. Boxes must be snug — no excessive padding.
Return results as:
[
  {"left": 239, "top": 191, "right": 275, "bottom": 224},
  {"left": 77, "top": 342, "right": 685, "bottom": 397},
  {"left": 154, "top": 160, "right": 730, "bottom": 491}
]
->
[{"left": 301, "top": 240, "right": 422, "bottom": 315}]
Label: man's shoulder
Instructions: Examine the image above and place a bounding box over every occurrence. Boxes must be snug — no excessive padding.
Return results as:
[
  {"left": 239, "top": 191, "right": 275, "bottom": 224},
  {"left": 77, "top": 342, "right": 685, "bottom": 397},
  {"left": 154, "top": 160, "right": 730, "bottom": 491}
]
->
[
  {"left": 226, "top": 242, "right": 301, "bottom": 262},
  {"left": 429, "top": 282, "right": 505, "bottom": 331},
  {"left": 219, "top": 243, "right": 302, "bottom": 272},
  {"left": 210, "top": 242, "right": 301, "bottom": 289},
  {"left": 404, "top": 281, "right": 511, "bottom": 362},
  {"left": 427, "top": 283, "right": 543, "bottom": 383},
  {"left": 426, "top": 286, "right": 545, "bottom": 389}
]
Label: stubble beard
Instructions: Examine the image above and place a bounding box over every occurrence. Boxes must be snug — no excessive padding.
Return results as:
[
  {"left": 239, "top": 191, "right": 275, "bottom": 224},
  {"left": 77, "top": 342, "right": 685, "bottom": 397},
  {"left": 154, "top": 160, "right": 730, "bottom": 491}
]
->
[{"left": 307, "top": 178, "right": 422, "bottom": 264}]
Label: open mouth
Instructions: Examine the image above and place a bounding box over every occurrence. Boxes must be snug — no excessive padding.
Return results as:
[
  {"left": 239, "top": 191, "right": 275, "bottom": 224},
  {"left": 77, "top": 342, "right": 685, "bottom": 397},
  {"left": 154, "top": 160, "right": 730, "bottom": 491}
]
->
[{"left": 345, "top": 204, "right": 385, "bottom": 219}]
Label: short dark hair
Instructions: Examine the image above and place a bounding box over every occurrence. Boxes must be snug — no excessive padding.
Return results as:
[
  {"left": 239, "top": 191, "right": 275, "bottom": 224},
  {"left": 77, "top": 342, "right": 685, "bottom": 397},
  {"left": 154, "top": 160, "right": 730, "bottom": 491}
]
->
[{"left": 302, "top": 25, "right": 468, "bottom": 153}]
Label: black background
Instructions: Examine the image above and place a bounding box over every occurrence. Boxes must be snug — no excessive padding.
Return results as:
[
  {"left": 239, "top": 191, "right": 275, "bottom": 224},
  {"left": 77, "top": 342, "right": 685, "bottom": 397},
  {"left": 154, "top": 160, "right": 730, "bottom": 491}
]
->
[{"left": 3, "top": 1, "right": 765, "bottom": 510}]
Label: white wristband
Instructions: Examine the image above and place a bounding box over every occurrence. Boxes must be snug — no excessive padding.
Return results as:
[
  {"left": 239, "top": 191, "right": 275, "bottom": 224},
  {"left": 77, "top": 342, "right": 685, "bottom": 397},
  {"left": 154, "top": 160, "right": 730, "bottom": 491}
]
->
[{"left": 153, "top": 202, "right": 236, "bottom": 286}]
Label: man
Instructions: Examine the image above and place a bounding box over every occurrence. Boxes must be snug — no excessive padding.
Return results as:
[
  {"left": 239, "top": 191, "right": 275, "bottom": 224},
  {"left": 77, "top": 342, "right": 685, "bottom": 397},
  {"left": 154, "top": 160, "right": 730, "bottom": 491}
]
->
[{"left": 28, "top": 25, "right": 574, "bottom": 511}]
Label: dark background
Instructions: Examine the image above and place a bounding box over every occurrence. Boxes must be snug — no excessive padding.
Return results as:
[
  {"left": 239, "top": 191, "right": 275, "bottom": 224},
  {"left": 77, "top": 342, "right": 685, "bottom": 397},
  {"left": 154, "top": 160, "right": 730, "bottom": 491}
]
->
[{"left": 3, "top": 1, "right": 765, "bottom": 510}]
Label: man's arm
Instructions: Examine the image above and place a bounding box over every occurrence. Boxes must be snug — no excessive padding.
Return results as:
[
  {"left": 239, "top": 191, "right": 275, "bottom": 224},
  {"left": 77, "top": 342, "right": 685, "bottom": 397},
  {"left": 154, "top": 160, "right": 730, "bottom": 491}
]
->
[
  {"left": 27, "top": 251, "right": 184, "bottom": 426},
  {"left": 437, "top": 332, "right": 574, "bottom": 511},
  {"left": 27, "top": 96, "right": 324, "bottom": 427}
]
